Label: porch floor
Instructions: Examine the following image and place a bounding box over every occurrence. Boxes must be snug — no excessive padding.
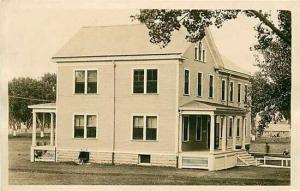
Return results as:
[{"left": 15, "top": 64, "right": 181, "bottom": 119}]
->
[{"left": 181, "top": 149, "right": 240, "bottom": 157}]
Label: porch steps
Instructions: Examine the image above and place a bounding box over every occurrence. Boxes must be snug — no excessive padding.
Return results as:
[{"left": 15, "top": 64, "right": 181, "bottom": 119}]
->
[{"left": 236, "top": 150, "right": 259, "bottom": 166}]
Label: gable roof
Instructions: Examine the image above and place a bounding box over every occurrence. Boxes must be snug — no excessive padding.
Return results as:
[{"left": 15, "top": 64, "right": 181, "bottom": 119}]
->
[
  {"left": 53, "top": 24, "right": 191, "bottom": 58},
  {"left": 221, "top": 55, "right": 251, "bottom": 76}
]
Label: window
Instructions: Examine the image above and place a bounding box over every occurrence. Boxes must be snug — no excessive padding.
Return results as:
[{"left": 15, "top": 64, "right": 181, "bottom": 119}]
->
[
  {"left": 139, "top": 154, "right": 151, "bottom": 164},
  {"left": 198, "top": 42, "right": 202, "bottom": 61},
  {"left": 184, "top": 69, "right": 190, "bottom": 95},
  {"left": 197, "top": 72, "right": 203, "bottom": 97},
  {"left": 209, "top": 75, "right": 214, "bottom": 98},
  {"left": 74, "top": 70, "right": 98, "bottom": 94},
  {"left": 194, "top": 47, "right": 199, "bottom": 60},
  {"left": 238, "top": 84, "right": 241, "bottom": 103},
  {"left": 74, "top": 115, "right": 84, "bottom": 138},
  {"left": 229, "top": 81, "right": 234, "bottom": 102},
  {"left": 132, "top": 115, "right": 158, "bottom": 141},
  {"left": 237, "top": 118, "right": 240, "bottom": 137},
  {"left": 133, "top": 69, "right": 158, "bottom": 94},
  {"left": 195, "top": 116, "right": 202, "bottom": 141},
  {"left": 221, "top": 79, "right": 226, "bottom": 101},
  {"left": 75, "top": 71, "right": 85, "bottom": 94},
  {"left": 146, "top": 69, "right": 158, "bottom": 93},
  {"left": 220, "top": 117, "right": 223, "bottom": 137},
  {"left": 244, "top": 84, "right": 248, "bottom": 103},
  {"left": 146, "top": 116, "right": 157, "bottom": 140},
  {"left": 183, "top": 116, "right": 189, "bottom": 142},
  {"left": 86, "top": 115, "right": 97, "bottom": 138},
  {"left": 87, "top": 70, "right": 97, "bottom": 93},
  {"left": 244, "top": 118, "right": 247, "bottom": 137},
  {"left": 228, "top": 117, "right": 233, "bottom": 137},
  {"left": 132, "top": 116, "right": 144, "bottom": 140},
  {"left": 202, "top": 49, "right": 206, "bottom": 62},
  {"left": 74, "top": 114, "right": 97, "bottom": 139},
  {"left": 133, "top": 70, "right": 144, "bottom": 93}
]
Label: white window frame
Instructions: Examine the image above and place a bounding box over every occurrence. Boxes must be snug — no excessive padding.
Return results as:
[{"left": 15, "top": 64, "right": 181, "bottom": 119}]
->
[
  {"left": 195, "top": 116, "right": 202, "bottom": 141},
  {"left": 229, "top": 81, "right": 234, "bottom": 102},
  {"left": 72, "top": 113, "right": 98, "bottom": 139},
  {"left": 221, "top": 79, "right": 227, "bottom": 101},
  {"left": 131, "top": 68, "right": 160, "bottom": 95},
  {"left": 131, "top": 113, "right": 159, "bottom": 141},
  {"left": 208, "top": 74, "right": 214, "bottom": 98},
  {"left": 197, "top": 72, "right": 203, "bottom": 97},
  {"left": 236, "top": 117, "right": 241, "bottom": 137},
  {"left": 237, "top": 83, "right": 242, "bottom": 103},
  {"left": 182, "top": 116, "right": 189, "bottom": 142},
  {"left": 73, "top": 68, "right": 99, "bottom": 95},
  {"left": 183, "top": 68, "right": 190, "bottom": 96}
]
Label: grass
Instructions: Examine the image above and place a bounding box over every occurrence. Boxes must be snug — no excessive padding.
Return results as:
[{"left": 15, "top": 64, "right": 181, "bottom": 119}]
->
[{"left": 9, "top": 135, "right": 291, "bottom": 185}]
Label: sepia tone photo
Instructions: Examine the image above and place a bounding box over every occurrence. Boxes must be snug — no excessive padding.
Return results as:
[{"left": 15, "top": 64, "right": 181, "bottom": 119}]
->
[{"left": 1, "top": 1, "right": 297, "bottom": 189}]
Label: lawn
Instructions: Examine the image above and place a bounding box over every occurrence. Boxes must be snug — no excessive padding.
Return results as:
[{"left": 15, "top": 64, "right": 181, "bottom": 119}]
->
[{"left": 8, "top": 135, "right": 290, "bottom": 185}]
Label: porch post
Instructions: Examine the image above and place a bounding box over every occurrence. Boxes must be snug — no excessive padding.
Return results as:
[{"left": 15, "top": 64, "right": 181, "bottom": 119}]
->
[
  {"left": 210, "top": 114, "right": 215, "bottom": 153},
  {"left": 242, "top": 116, "right": 246, "bottom": 150},
  {"left": 32, "top": 111, "right": 37, "bottom": 146},
  {"left": 50, "top": 112, "right": 54, "bottom": 146},
  {"left": 222, "top": 116, "right": 227, "bottom": 151},
  {"left": 232, "top": 116, "right": 237, "bottom": 151},
  {"left": 179, "top": 113, "right": 183, "bottom": 153}
]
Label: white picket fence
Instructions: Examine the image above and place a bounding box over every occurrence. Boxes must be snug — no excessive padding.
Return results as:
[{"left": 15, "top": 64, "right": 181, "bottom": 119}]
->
[{"left": 256, "top": 156, "right": 290, "bottom": 168}]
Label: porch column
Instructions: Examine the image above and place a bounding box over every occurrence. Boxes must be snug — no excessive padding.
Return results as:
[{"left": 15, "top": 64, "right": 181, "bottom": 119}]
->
[
  {"left": 50, "top": 113, "right": 54, "bottom": 146},
  {"left": 209, "top": 114, "right": 215, "bottom": 153},
  {"left": 32, "top": 111, "right": 37, "bottom": 146},
  {"left": 178, "top": 113, "right": 183, "bottom": 153},
  {"left": 242, "top": 116, "right": 246, "bottom": 150},
  {"left": 221, "top": 116, "right": 227, "bottom": 151},
  {"left": 232, "top": 116, "right": 237, "bottom": 151}
]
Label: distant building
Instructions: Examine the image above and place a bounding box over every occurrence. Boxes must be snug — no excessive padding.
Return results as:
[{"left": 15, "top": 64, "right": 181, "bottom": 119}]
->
[{"left": 262, "top": 121, "right": 291, "bottom": 138}]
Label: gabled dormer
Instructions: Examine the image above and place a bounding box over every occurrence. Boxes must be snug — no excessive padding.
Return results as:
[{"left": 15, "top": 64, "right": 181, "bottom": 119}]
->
[{"left": 194, "top": 40, "right": 206, "bottom": 62}]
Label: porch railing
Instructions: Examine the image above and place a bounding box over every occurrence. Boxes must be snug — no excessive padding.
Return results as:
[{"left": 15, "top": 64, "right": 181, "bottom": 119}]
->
[{"left": 256, "top": 156, "right": 290, "bottom": 168}]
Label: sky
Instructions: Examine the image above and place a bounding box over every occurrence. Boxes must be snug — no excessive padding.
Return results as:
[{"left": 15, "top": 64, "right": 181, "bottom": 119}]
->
[{"left": 1, "top": 4, "right": 262, "bottom": 81}]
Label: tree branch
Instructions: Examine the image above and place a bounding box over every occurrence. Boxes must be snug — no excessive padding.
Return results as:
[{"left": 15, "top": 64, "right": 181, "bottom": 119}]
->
[{"left": 247, "top": 10, "right": 291, "bottom": 46}]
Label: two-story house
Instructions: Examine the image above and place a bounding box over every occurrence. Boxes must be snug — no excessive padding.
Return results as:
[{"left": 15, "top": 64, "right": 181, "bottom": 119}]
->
[{"left": 28, "top": 24, "right": 254, "bottom": 171}]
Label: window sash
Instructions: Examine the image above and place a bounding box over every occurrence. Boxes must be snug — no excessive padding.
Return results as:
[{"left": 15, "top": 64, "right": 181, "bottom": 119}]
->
[
  {"left": 230, "top": 82, "right": 234, "bottom": 102},
  {"left": 75, "top": 71, "right": 85, "bottom": 94},
  {"left": 238, "top": 84, "right": 241, "bottom": 103},
  {"left": 146, "top": 116, "right": 157, "bottom": 140},
  {"left": 132, "top": 115, "right": 158, "bottom": 141},
  {"left": 184, "top": 70, "right": 190, "bottom": 95},
  {"left": 74, "top": 114, "right": 97, "bottom": 139},
  {"left": 244, "top": 85, "right": 248, "bottom": 103},
  {"left": 133, "top": 116, "right": 144, "bottom": 140},
  {"left": 194, "top": 47, "right": 198, "bottom": 60},
  {"left": 197, "top": 73, "right": 202, "bottom": 97},
  {"left": 209, "top": 75, "right": 214, "bottom": 98},
  {"left": 74, "top": 115, "right": 84, "bottom": 138},
  {"left": 87, "top": 70, "right": 97, "bottom": 93},
  {"left": 237, "top": 118, "right": 240, "bottom": 137},
  {"left": 221, "top": 80, "right": 226, "bottom": 101},
  {"left": 146, "top": 69, "right": 158, "bottom": 93},
  {"left": 133, "top": 70, "right": 144, "bottom": 93}
]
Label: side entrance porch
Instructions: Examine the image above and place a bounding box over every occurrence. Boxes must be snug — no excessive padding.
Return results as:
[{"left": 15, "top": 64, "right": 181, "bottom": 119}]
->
[{"left": 178, "top": 100, "right": 252, "bottom": 171}]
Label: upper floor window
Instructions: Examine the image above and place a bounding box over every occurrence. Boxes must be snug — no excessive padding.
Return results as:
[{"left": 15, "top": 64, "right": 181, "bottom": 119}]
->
[
  {"left": 194, "top": 41, "right": 206, "bottom": 62},
  {"left": 209, "top": 75, "right": 214, "bottom": 98},
  {"left": 74, "top": 114, "right": 97, "bottom": 139},
  {"left": 75, "top": 70, "right": 98, "bottom": 94},
  {"left": 133, "top": 69, "right": 158, "bottom": 94},
  {"left": 244, "top": 84, "right": 248, "bottom": 103},
  {"left": 132, "top": 115, "right": 157, "bottom": 141},
  {"left": 184, "top": 69, "right": 190, "bottom": 95},
  {"left": 238, "top": 83, "right": 241, "bottom": 103},
  {"left": 229, "top": 81, "right": 234, "bottom": 102},
  {"left": 221, "top": 79, "right": 226, "bottom": 101},
  {"left": 197, "top": 72, "right": 203, "bottom": 97}
]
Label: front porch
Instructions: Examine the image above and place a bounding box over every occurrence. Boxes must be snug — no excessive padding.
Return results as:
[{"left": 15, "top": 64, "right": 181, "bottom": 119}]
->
[
  {"left": 178, "top": 100, "right": 250, "bottom": 171},
  {"left": 28, "top": 103, "right": 56, "bottom": 162}
]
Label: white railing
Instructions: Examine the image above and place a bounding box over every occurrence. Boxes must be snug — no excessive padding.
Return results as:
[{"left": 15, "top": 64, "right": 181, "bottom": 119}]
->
[{"left": 256, "top": 156, "right": 290, "bottom": 168}]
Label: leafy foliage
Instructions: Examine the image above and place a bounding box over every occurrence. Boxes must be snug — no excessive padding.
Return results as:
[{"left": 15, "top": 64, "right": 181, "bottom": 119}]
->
[{"left": 9, "top": 73, "right": 56, "bottom": 129}]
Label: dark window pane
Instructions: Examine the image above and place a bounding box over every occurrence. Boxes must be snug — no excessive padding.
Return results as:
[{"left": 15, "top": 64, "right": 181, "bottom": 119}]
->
[
  {"left": 146, "top": 69, "right": 157, "bottom": 93},
  {"left": 133, "top": 70, "right": 144, "bottom": 93},
  {"left": 184, "top": 70, "right": 189, "bottom": 95},
  {"left": 146, "top": 116, "right": 157, "bottom": 140},
  {"left": 202, "top": 50, "right": 206, "bottom": 62},
  {"left": 221, "top": 80, "right": 226, "bottom": 101},
  {"left": 87, "top": 127, "right": 96, "bottom": 138},
  {"left": 146, "top": 128, "right": 157, "bottom": 140},
  {"left": 133, "top": 128, "right": 143, "bottom": 139},
  {"left": 140, "top": 155, "right": 151, "bottom": 163},
  {"left": 75, "top": 71, "right": 85, "bottom": 93},
  {"left": 209, "top": 75, "right": 214, "bottom": 98},
  {"left": 74, "top": 129, "right": 84, "bottom": 138},
  {"left": 183, "top": 116, "right": 189, "bottom": 141},
  {"left": 245, "top": 85, "right": 248, "bottom": 103},
  {"left": 197, "top": 73, "right": 202, "bottom": 96},
  {"left": 74, "top": 115, "right": 84, "bottom": 138},
  {"left": 133, "top": 116, "right": 143, "bottom": 140},
  {"left": 230, "top": 82, "right": 234, "bottom": 101},
  {"left": 238, "top": 84, "right": 241, "bottom": 102},
  {"left": 194, "top": 47, "right": 198, "bottom": 60},
  {"left": 87, "top": 70, "right": 97, "bottom": 93},
  {"left": 237, "top": 119, "right": 240, "bottom": 137}
]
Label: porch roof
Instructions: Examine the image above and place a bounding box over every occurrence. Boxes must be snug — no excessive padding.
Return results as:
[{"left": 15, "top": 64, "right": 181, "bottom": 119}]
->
[
  {"left": 28, "top": 103, "right": 56, "bottom": 109},
  {"left": 179, "top": 100, "right": 246, "bottom": 113}
]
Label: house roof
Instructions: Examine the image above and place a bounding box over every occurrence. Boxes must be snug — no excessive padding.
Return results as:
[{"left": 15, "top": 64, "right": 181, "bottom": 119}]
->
[
  {"left": 179, "top": 100, "right": 245, "bottom": 112},
  {"left": 28, "top": 103, "right": 56, "bottom": 109},
  {"left": 220, "top": 55, "right": 251, "bottom": 76},
  {"left": 265, "top": 123, "right": 291, "bottom": 132},
  {"left": 53, "top": 24, "right": 191, "bottom": 58}
]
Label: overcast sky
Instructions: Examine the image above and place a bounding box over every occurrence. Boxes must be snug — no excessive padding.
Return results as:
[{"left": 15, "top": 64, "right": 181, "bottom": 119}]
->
[{"left": 1, "top": 5, "right": 261, "bottom": 80}]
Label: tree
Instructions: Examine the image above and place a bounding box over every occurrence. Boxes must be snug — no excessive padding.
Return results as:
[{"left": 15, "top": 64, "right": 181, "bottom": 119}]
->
[
  {"left": 9, "top": 73, "right": 56, "bottom": 135},
  {"left": 132, "top": 9, "right": 291, "bottom": 48},
  {"left": 250, "top": 10, "right": 291, "bottom": 134},
  {"left": 133, "top": 9, "right": 291, "bottom": 133}
]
